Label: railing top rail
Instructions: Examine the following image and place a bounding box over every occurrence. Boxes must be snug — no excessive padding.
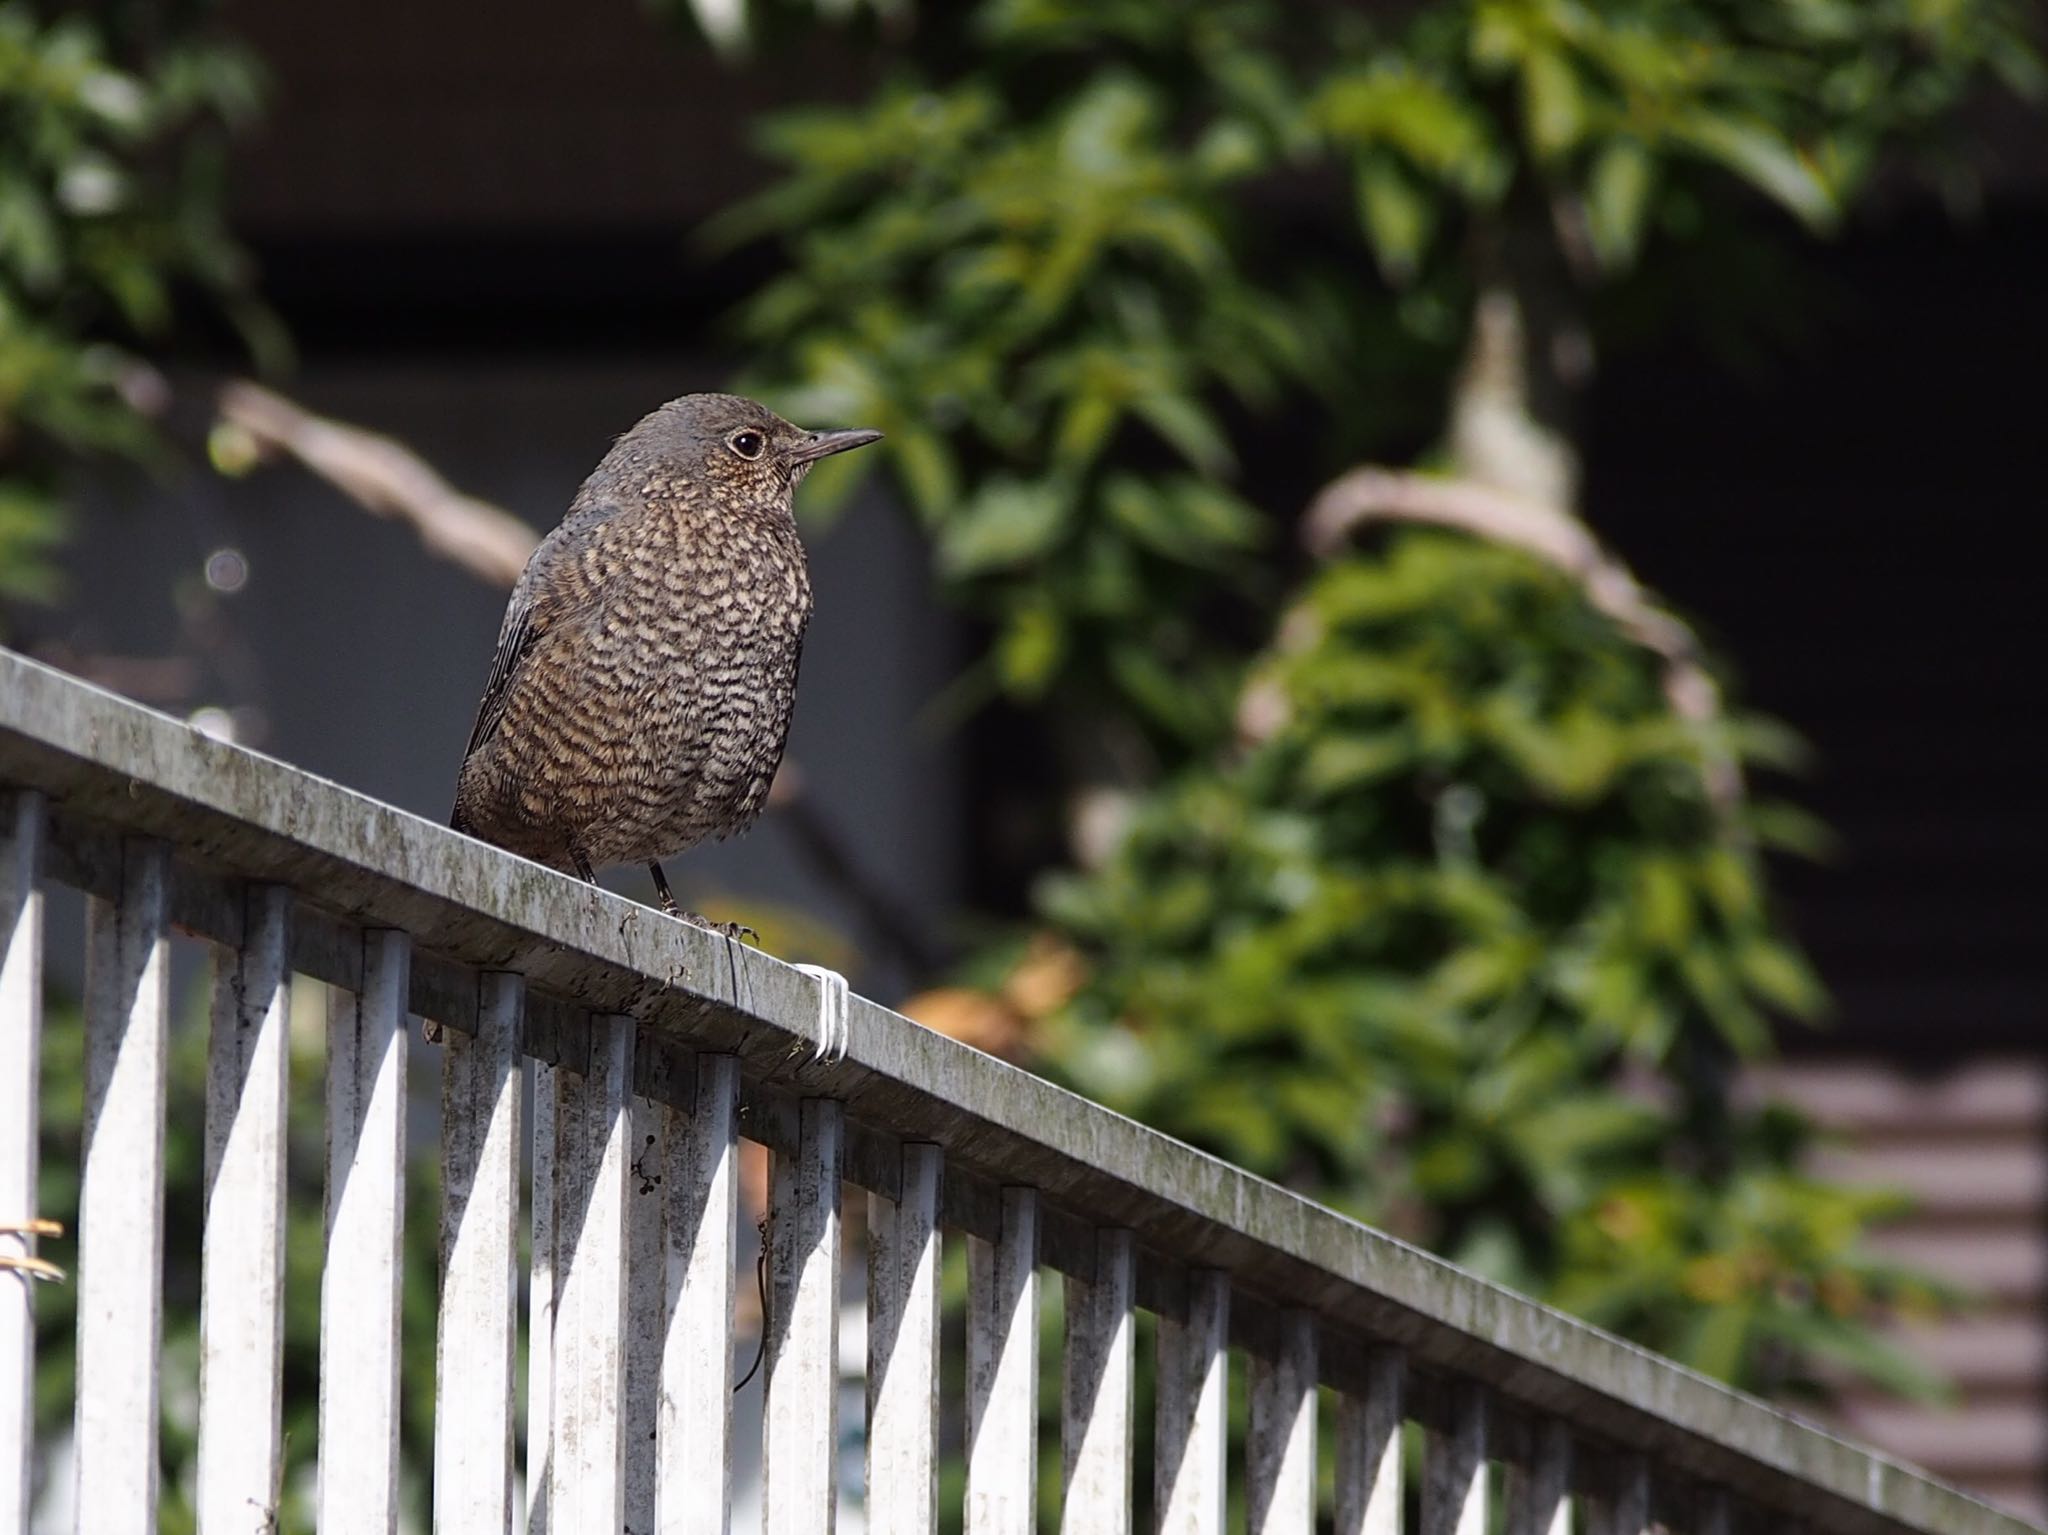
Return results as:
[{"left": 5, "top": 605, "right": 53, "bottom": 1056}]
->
[{"left": 0, "top": 645, "right": 2029, "bottom": 1535}]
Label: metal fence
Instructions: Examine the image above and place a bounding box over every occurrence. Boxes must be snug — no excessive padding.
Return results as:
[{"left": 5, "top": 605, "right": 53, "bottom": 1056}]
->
[{"left": 0, "top": 643, "right": 2035, "bottom": 1535}]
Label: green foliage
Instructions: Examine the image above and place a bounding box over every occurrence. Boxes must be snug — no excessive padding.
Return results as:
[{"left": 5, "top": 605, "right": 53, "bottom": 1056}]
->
[
  {"left": 714, "top": 0, "right": 2035, "bottom": 756},
  {"left": 1555, "top": 1148, "right": 1955, "bottom": 1402},
  {"left": 1027, "top": 533, "right": 1941, "bottom": 1393},
  {"left": 695, "top": 0, "right": 2034, "bottom": 1404},
  {"left": 1313, "top": 0, "right": 2041, "bottom": 274},
  {"left": 717, "top": 67, "right": 1301, "bottom": 746},
  {"left": 0, "top": 1, "right": 267, "bottom": 612}
]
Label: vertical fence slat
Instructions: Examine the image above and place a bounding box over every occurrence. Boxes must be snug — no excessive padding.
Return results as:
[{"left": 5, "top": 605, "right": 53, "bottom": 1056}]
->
[
  {"left": 0, "top": 792, "right": 44, "bottom": 1533},
  {"left": 1063, "top": 1228, "right": 1135, "bottom": 1535},
  {"left": 1506, "top": 1419, "right": 1570, "bottom": 1535},
  {"left": 1154, "top": 1269, "right": 1228, "bottom": 1535},
  {"left": 320, "top": 927, "right": 412, "bottom": 1534},
  {"left": 528, "top": 1057, "right": 559, "bottom": 1535},
  {"left": 1246, "top": 1310, "right": 1317, "bottom": 1535},
  {"left": 199, "top": 883, "right": 293, "bottom": 1534},
  {"left": 625, "top": 1080, "right": 666, "bottom": 1535},
  {"left": 436, "top": 971, "right": 526, "bottom": 1534},
  {"left": 1697, "top": 1488, "right": 1733, "bottom": 1535},
  {"left": 1593, "top": 1456, "right": 1649, "bottom": 1535},
  {"left": 867, "top": 1142, "right": 942, "bottom": 1535},
  {"left": 74, "top": 838, "right": 170, "bottom": 1533},
  {"left": 550, "top": 1014, "right": 636, "bottom": 1533},
  {"left": 662, "top": 1053, "right": 741, "bottom": 1535},
  {"left": 1334, "top": 1349, "right": 1403, "bottom": 1535},
  {"left": 967, "top": 1186, "right": 1039, "bottom": 1535},
  {"left": 1423, "top": 1384, "right": 1488, "bottom": 1535},
  {"left": 765, "top": 1098, "right": 845, "bottom": 1535}
]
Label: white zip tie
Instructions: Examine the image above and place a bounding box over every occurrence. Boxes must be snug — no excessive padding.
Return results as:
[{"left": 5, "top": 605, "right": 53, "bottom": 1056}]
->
[{"left": 791, "top": 964, "right": 849, "bottom": 1066}]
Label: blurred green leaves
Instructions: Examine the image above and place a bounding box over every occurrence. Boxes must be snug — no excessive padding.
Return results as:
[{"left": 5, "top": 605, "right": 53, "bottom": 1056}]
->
[
  {"left": 719, "top": 65, "right": 1312, "bottom": 747},
  {"left": 1555, "top": 1155, "right": 1954, "bottom": 1401},
  {"left": 695, "top": 0, "right": 2035, "bottom": 1400},
  {"left": 0, "top": 2, "right": 267, "bottom": 613},
  {"left": 710, "top": 0, "right": 2037, "bottom": 764},
  {"left": 1028, "top": 534, "right": 1918, "bottom": 1392}
]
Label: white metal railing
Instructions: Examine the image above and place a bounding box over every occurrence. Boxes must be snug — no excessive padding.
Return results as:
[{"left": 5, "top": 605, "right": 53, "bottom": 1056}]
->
[{"left": 0, "top": 641, "right": 2039, "bottom": 1535}]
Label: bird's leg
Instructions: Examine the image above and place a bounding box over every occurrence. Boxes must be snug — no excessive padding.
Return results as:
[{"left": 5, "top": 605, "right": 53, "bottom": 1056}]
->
[
  {"left": 571, "top": 850, "right": 598, "bottom": 886},
  {"left": 649, "top": 868, "right": 757, "bottom": 942}
]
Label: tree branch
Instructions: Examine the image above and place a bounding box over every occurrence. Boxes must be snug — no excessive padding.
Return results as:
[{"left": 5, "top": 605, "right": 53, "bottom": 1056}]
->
[{"left": 214, "top": 380, "right": 541, "bottom": 587}]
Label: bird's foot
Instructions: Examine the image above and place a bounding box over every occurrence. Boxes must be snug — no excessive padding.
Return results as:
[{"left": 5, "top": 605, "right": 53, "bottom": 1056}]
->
[
  {"left": 646, "top": 862, "right": 753, "bottom": 938},
  {"left": 675, "top": 910, "right": 759, "bottom": 944},
  {"left": 792, "top": 963, "right": 850, "bottom": 1067}
]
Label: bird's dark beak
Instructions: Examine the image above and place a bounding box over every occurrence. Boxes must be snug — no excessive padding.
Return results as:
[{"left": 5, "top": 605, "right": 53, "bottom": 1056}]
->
[{"left": 790, "top": 427, "right": 884, "bottom": 464}]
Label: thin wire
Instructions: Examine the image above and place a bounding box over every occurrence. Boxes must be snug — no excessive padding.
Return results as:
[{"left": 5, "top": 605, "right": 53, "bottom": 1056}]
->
[{"left": 734, "top": 1217, "right": 770, "bottom": 1394}]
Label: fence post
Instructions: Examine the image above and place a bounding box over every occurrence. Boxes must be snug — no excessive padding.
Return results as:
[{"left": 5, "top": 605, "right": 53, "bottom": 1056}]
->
[
  {"left": 1505, "top": 1418, "right": 1570, "bottom": 1535},
  {"left": 1063, "top": 1228, "right": 1136, "bottom": 1535},
  {"left": 867, "top": 1142, "right": 943, "bottom": 1535},
  {"left": 1155, "top": 1269, "right": 1228, "bottom": 1535},
  {"left": 198, "top": 883, "right": 293, "bottom": 1533},
  {"left": 1247, "top": 1310, "right": 1317, "bottom": 1535},
  {"left": 967, "top": 1188, "right": 1039, "bottom": 1535},
  {"left": 662, "top": 1053, "right": 742, "bottom": 1535},
  {"left": 765, "top": 1098, "right": 845, "bottom": 1535},
  {"left": 75, "top": 838, "right": 170, "bottom": 1535},
  {"left": 550, "top": 1014, "right": 636, "bottom": 1533},
  {"left": 435, "top": 971, "right": 526, "bottom": 1534},
  {"left": 0, "top": 792, "right": 45, "bottom": 1532},
  {"left": 320, "top": 928, "right": 412, "bottom": 1535},
  {"left": 1334, "top": 1350, "right": 1404, "bottom": 1535},
  {"left": 1423, "top": 1383, "right": 1489, "bottom": 1535}
]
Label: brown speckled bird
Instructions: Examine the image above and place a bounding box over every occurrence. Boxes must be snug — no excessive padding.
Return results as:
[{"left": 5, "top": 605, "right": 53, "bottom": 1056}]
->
[{"left": 451, "top": 392, "right": 881, "bottom": 919}]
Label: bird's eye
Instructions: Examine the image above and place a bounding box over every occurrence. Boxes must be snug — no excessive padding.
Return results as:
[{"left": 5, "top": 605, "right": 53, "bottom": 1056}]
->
[{"left": 728, "top": 430, "right": 767, "bottom": 460}]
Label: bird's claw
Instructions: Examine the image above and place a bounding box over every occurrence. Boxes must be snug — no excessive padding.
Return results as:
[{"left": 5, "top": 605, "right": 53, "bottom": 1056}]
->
[
  {"left": 792, "top": 963, "right": 849, "bottom": 1067},
  {"left": 677, "top": 910, "right": 758, "bottom": 944}
]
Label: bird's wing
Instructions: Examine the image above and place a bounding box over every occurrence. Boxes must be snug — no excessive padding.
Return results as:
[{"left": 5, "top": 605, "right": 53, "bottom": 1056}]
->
[
  {"left": 460, "top": 502, "right": 620, "bottom": 761},
  {"left": 461, "top": 601, "right": 538, "bottom": 760}
]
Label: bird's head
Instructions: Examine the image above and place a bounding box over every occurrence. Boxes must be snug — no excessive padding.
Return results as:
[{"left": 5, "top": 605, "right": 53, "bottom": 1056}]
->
[{"left": 620, "top": 392, "right": 882, "bottom": 508}]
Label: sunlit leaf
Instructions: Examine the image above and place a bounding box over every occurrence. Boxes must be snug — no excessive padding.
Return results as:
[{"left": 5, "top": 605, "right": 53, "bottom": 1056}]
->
[
  {"left": 1677, "top": 1295, "right": 1758, "bottom": 1382},
  {"left": 889, "top": 426, "right": 960, "bottom": 523},
  {"left": 1673, "top": 112, "right": 1838, "bottom": 229},
  {"left": 1734, "top": 939, "right": 1827, "bottom": 1020},
  {"left": 1586, "top": 138, "right": 1653, "bottom": 269},
  {"left": 936, "top": 477, "right": 1071, "bottom": 576},
  {"left": 994, "top": 600, "right": 1065, "bottom": 695},
  {"left": 1355, "top": 156, "right": 1434, "bottom": 284},
  {"left": 1129, "top": 390, "right": 1234, "bottom": 475},
  {"left": 1521, "top": 47, "right": 1585, "bottom": 163}
]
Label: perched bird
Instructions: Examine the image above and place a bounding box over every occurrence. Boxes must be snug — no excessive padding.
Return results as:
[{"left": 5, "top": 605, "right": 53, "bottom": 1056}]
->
[{"left": 451, "top": 392, "right": 881, "bottom": 922}]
